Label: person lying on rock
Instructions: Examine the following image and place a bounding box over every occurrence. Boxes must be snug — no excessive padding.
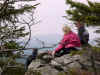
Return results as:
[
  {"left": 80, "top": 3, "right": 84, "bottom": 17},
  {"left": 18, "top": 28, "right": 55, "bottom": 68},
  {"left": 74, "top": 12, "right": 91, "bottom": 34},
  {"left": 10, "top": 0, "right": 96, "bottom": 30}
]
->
[
  {"left": 51, "top": 26, "right": 81, "bottom": 57},
  {"left": 74, "top": 21, "right": 89, "bottom": 46}
]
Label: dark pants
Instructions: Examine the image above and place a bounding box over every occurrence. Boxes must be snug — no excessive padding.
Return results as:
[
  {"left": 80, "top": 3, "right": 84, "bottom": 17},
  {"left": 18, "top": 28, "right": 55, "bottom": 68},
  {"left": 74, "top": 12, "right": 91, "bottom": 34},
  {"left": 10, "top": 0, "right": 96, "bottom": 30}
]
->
[
  {"left": 25, "top": 49, "right": 38, "bottom": 70},
  {"left": 55, "top": 47, "right": 77, "bottom": 57}
]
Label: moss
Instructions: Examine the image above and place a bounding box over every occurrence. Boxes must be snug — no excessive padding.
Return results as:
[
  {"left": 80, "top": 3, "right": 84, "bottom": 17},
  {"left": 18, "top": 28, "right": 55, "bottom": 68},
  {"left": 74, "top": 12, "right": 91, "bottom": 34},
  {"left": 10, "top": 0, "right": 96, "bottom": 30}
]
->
[
  {"left": 67, "top": 67, "right": 100, "bottom": 75},
  {"left": 68, "top": 68, "right": 80, "bottom": 75},
  {"left": 3, "top": 67, "right": 25, "bottom": 75},
  {"left": 25, "top": 69, "right": 42, "bottom": 75},
  {"left": 0, "top": 61, "right": 25, "bottom": 75},
  {"left": 0, "top": 52, "right": 13, "bottom": 57},
  {"left": 57, "top": 72, "right": 66, "bottom": 75}
]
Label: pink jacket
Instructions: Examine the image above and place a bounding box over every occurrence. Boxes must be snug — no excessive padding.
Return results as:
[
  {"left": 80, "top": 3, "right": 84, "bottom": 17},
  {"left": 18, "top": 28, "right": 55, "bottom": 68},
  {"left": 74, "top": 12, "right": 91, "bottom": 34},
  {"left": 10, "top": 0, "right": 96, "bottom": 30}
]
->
[{"left": 55, "top": 31, "right": 81, "bottom": 52}]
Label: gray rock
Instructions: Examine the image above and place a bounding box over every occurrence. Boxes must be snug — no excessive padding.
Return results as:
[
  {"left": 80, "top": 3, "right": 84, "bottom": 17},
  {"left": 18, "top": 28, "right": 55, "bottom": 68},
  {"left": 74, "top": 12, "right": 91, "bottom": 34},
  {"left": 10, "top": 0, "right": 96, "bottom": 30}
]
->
[
  {"left": 28, "top": 59, "right": 42, "bottom": 70},
  {"left": 0, "top": 67, "right": 2, "bottom": 75},
  {"left": 25, "top": 52, "right": 100, "bottom": 75}
]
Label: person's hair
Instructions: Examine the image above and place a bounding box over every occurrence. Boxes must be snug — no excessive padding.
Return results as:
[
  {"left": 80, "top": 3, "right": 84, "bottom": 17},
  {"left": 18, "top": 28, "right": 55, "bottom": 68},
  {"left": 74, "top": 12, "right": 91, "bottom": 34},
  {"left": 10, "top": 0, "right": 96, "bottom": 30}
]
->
[
  {"left": 63, "top": 26, "right": 71, "bottom": 34},
  {"left": 74, "top": 21, "right": 84, "bottom": 25}
]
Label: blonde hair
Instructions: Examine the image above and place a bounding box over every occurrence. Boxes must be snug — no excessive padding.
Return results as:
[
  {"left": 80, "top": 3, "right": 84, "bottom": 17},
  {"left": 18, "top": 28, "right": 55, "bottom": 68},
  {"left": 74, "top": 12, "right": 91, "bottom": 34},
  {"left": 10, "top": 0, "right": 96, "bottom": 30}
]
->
[{"left": 63, "top": 26, "right": 71, "bottom": 34}]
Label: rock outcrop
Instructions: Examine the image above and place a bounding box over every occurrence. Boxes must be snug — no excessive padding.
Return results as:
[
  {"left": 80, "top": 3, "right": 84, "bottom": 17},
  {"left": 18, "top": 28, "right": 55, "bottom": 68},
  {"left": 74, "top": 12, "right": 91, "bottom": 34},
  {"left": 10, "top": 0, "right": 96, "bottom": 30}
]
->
[
  {"left": 0, "top": 67, "right": 2, "bottom": 75},
  {"left": 25, "top": 51, "right": 100, "bottom": 75}
]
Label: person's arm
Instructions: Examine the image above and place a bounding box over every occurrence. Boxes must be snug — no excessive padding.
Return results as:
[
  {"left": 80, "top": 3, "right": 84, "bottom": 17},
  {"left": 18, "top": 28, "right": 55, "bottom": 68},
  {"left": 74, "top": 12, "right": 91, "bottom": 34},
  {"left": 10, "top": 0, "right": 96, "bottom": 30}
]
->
[
  {"left": 55, "top": 37, "right": 67, "bottom": 52},
  {"left": 83, "top": 30, "right": 89, "bottom": 44},
  {"left": 52, "top": 38, "right": 66, "bottom": 57},
  {"left": 78, "top": 27, "right": 85, "bottom": 39}
]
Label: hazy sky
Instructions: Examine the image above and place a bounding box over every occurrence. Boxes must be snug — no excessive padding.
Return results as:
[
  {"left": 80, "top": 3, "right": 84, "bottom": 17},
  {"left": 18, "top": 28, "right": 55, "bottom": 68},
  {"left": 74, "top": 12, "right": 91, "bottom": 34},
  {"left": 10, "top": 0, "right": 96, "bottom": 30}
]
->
[
  {"left": 15, "top": 0, "right": 100, "bottom": 44},
  {"left": 31, "top": 0, "right": 100, "bottom": 36},
  {"left": 32, "top": 0, "right": 67, "bottom": 35}
]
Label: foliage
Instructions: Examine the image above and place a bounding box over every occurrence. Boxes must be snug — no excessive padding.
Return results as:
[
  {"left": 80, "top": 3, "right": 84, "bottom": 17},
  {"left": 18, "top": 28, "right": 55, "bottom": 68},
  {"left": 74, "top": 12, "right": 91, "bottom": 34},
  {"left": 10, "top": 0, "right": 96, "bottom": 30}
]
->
[
  {"left": 67, "top": 68, "right": 94, "bottom": 75},
  {"left": 65, "top": 1, "right": 100, "bottom": 75},
  {"left": 0, "top": 61, "right": 25, "bottom": 75},
  {"left": 0, "top": 0, "right": 37, "bottom": 22},
  {"left": 70, "top": 50, "right": 85, "bottom": 56},
  {"left": 0, "top": 57, "right": 25, "bottom": 75},
  {"left": 57, "top": 72, "right": 66, "bottom": 75},
  {"left": 0, "top": 0, "right": 39, "bottom": 74},
  {"left": 92, "top": 46, "right": 100, "bottom": 52},
  {"left": 65, "top": 0, "right": 100, "bottom": 26},
  {"left": 0, "top": 0, "right": 39, "bottom": 49},
  {"left": 4, "top": 41, "right": 24, "bottom": 49},
  {"left": 25, "top": 69, "right": 42, "bottom": 75},
  {"left": 3, "top": 67, "right": 25, "bottom": 75}
]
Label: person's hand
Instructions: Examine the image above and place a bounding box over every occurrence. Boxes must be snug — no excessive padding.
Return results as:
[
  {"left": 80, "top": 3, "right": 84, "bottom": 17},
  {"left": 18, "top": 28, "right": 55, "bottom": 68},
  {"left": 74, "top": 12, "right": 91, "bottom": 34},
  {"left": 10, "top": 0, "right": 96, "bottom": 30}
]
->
[
  {"left": 48, "top": 50, "right": 52, "bottom": 55},
  {"left": 52, "top": 50, "right": 56, "bottom": 57}
]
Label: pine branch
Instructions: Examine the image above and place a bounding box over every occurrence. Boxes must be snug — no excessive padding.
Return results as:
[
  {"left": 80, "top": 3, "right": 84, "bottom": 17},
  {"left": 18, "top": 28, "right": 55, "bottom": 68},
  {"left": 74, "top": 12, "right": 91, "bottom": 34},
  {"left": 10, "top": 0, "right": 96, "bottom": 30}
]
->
[{"left": 66, "top": 0, "right": 100, "bottom": 26}]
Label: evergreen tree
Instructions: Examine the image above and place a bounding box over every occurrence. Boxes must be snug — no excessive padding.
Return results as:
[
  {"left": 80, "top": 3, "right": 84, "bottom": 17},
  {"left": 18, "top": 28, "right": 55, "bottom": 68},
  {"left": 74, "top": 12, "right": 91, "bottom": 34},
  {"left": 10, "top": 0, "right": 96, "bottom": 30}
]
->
[
  {"left": 65, "top": 0, "right": 100, "bottom": 46},
  {"left": 0, "top": 1, "right": 39, "bottom": 74},
  {"left": 0, "top": 0, "right": 39, "bottom": 49},
  {"left": 65, "top": 0, "right": 100, "bottom": 26}
]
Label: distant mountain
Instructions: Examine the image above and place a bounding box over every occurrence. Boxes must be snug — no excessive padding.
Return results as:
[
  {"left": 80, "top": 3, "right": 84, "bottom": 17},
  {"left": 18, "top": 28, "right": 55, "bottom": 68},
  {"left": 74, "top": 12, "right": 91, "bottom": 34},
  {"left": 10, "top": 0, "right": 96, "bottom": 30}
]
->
[
  {"left": 27, "top": 34, "right": 62, "bottom": 48},
  {"left": 26, "top": 31, "right": 99, "bottom": 48}
]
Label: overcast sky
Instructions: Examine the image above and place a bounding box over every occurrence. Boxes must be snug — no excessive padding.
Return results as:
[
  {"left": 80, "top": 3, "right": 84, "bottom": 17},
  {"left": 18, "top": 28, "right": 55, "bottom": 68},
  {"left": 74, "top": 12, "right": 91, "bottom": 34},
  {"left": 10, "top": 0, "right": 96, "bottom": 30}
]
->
[
  {"left": 32, "top": 0, "right": 67, "bottom": 35},
  {"left": 14, "top": 0, "right": 100, "bottom": 46},
  {"left": 16, "top": 0, "right": 100, "bottom": 44},
  {"left": 30, "top": 0, "right": 100, "bottom": 36}
]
